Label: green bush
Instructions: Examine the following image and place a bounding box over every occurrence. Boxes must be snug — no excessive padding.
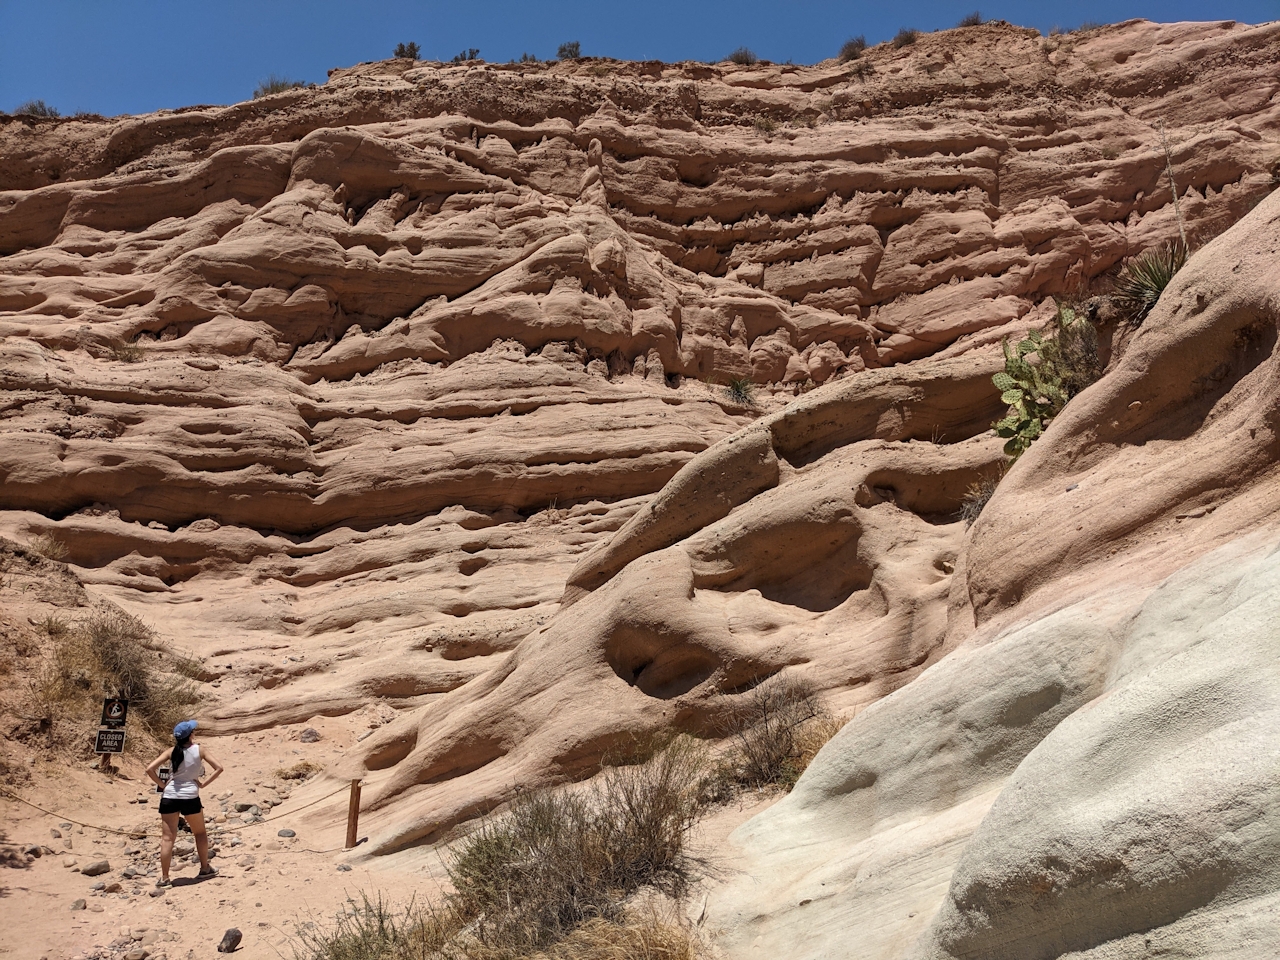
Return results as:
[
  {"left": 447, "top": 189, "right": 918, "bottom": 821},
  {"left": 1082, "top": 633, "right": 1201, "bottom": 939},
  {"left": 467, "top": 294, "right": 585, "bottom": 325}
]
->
[
  {"left": 993, "top": 305, "right": 1102, "bottom": 460},
  {"left": 1112, "top": 243, "right": 1187, "bottom": 324},
  {"left": 451, "top": 48, "right": 480, "bottom": 63},
  {"left": 893, "top": 28, "right": 920, "bottom": 47},
  {"left": 15, "top": 99, "right": 60, "bottom": 118},
  {"left": 557, "top": 41, "right": 581, "bottom": 60},
  {"left": 393, "top": 41, "right": 420, "bottom": 60},
  {"left": 839, "top": 36, "right": 868, "bottom": 61},
  {"left": 723, "top": 377, "right": 757, "bottom": 405},
  {"left": 518, "top": 52, "right": 540, "bottom": 64},
  {"left": 253, "top": 74, "right": 305, "bottom": 98},
  {"left": 727, "top": 47, "right": 758, "bottom": 65}
]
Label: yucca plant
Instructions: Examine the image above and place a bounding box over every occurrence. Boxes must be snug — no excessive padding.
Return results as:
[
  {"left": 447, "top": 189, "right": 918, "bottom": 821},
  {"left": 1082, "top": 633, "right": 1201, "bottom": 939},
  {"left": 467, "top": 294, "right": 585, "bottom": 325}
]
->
[{"left": 1112, "top": 243, "right": 1187, "bottom": 324}]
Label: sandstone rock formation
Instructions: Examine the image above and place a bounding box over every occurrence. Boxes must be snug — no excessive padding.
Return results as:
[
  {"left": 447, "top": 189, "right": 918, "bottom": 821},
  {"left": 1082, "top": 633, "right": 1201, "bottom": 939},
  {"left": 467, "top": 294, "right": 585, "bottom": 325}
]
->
[
  {"left": 0, "top": 16, "right": 1278, "bottom": 875},
  {"left": 709, "top": 182, "right": 1280, "bottom": 959}
]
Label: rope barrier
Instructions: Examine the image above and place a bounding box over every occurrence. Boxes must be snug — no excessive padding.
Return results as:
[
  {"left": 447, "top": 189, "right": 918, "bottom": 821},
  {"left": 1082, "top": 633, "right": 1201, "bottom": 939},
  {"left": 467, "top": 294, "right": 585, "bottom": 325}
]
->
[{"left": 0, "top": 783, "right": 352, "bottom": 839}]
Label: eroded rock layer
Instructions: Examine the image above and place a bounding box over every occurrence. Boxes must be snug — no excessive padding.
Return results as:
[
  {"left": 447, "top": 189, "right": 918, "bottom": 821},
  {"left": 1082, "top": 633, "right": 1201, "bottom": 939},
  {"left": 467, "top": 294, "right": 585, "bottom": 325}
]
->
[{"left": 0, "top": 19, "right": 1278, "bottom": 867}]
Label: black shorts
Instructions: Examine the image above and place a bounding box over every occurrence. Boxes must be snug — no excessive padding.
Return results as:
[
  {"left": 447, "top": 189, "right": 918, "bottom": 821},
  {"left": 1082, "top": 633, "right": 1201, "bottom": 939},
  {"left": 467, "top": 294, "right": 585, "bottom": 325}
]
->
[{"left": 158, "top": 796, "right": 203, "bottom": 816}]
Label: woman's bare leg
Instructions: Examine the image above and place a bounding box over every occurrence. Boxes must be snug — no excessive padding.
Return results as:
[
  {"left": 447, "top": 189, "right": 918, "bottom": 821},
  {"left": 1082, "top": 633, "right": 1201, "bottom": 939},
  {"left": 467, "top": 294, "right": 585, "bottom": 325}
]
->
[
  {"left": 159, "top": 813, "right": 179, "bottom": 881},
  {"left": 186, "top": 810, "right": 211, "bottom": 872}
]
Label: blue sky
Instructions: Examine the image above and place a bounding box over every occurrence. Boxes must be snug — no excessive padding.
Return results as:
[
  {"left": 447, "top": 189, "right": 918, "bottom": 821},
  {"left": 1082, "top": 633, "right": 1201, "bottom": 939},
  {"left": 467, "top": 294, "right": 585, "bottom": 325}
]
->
[{"left": 2, "top": 0, "right": 1276, "bottom": 117}]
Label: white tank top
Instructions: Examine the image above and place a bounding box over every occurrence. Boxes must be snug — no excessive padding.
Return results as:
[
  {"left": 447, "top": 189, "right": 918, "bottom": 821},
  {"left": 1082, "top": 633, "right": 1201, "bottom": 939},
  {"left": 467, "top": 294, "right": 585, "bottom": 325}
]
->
[{"left": 163, "top": 743, "right": 202, "bottom": 800}]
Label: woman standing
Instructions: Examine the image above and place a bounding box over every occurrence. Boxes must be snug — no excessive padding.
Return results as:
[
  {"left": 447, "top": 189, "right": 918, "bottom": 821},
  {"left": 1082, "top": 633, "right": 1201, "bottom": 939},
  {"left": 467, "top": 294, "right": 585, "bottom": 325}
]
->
[{"left": 145, "top": 719, "right": 223, "bottom": 887}]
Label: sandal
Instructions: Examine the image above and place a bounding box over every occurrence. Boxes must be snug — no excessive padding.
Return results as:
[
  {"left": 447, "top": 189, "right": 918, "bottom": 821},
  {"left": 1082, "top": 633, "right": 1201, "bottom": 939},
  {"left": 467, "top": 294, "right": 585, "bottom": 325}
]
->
[
  {"left": 198, "top": 866, "right": 218, "bottom": 878},
  {"left": 155, "top": 878, "right": 172, "bottom": 889}
]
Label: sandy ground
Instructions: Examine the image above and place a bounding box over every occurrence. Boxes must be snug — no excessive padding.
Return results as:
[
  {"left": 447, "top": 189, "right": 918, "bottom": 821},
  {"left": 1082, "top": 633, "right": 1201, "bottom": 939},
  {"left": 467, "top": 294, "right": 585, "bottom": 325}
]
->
[
  {"left": 1, "top": 706, "right": 773, "bottom": 960},
  {"left": 0, "top": 712, "right": 444, "bottom": 960}
]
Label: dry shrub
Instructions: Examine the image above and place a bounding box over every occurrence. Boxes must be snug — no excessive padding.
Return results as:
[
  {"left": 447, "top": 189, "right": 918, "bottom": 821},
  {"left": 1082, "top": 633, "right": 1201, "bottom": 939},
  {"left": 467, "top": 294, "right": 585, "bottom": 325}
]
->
[
  {"left": 892, "top": 28, "right": 920, "bottom": 48},
  {"left": 726, "top": 47, "right": 758, "bottom": 65},
  {"left": 960, "top": 470, "right": 1003, "bottom": 527},
  {"left": 29, "top": 609, "right": 199, "bottom": 747},
  {"left": 277, "top": 759, "right": 324, "bottom": 781},
  {"left": 530, "top": 911, "right": 701, "bottom": 960},
  {"left": 295, "top": 896, "right": 700, "bottom": 960},
  {"left": 717, "top": 678, "right": 842, "bottom": 792},
  {"left": 449, "top": 740, "right": 707, "bottom": 953},
  {"left": 293, "top": 894, "right": 461, "bottom": 960},
  {"left": 28, "top": 534, "right": 68, "bottom": 561},
  {"left": 838, "top": 36, "right": 867, "bottom": 61}
]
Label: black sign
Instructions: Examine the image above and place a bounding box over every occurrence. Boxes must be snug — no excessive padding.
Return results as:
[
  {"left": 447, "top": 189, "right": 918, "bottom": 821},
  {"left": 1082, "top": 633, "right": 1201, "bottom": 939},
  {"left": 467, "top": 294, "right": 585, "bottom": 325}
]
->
[
  {"left": 95, "top": 729, "right": 126, "bottom": 754},
  {"left": 101, "top": 698, "right": 129, "bottom": 729}
]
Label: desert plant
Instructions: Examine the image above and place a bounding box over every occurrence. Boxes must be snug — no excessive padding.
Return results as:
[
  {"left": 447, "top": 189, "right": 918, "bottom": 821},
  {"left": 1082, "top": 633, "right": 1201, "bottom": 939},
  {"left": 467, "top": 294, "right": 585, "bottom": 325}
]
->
[
  {"left": 110, "top": 342, "right": 144, "bottom": 363},
  {"left": 519, "top": 52, "right": 540, "bottom": 63},
  {"left": 557, "top": 40, "right": 582, "bottom": 60},
  {"left": 723, "top": 377, "right": 756, "bottom": 405},
  {"left": 1112, "top": 243, "right": 1187, "bottom": 324},
  {"left": 449, "top": 740, "right": 707, "bottom": 951},
  {"left": 15, "top": 99, "right": 60, "bottom": 118},
  {"left": 253, "top": 74, "right": 305, "bottom": 98},
  {"left": 727, "top": 47, "right": 758, "bottom": 65},
  {"left": 752, "top": 115, "right": 776, "bottom": 134},
  {"left": 838, "top": 36, "right": 867, "bottom": 61},
  {"left": 957, "top": 11, "right": 983, "bottom": 27},
  {"left": 28, "top": 534, "right": 68, "bottom": 562},
  {"left": 717, "top": 678, "right": 841, "bottom": 792},
  {"left": 293, "top": 894, "right": 461, "bottom": 960},
  {"left": 276, "top": 759, "right": 324, "bottom": 781},
  {"left": 31, "top": 609, "right": 199, "bottom": 744},
  {"left": 451, "top": 48, "right": 480, "bottom": 63},
  {"left": 892, "top": 28, "right": 920, "bottom": 48},
  {"left": 992, "top": 306, "right": 1102, "bottom": 460},
  {"left": 393, "top": 41, "right": 420, "bottom": 60},
  {"left": 960, "top": 469, "right": 1005, "bottom": 526}
]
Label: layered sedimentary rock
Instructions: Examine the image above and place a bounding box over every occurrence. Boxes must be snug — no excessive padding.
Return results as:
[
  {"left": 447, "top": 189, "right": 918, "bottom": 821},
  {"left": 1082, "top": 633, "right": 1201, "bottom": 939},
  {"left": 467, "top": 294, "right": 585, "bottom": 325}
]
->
[
  {"left": 1, "top": 18, "right": 1278, "bottom": 871},
  {"left": 709, "top": 181, "right": 1280, "bottom": 960}
]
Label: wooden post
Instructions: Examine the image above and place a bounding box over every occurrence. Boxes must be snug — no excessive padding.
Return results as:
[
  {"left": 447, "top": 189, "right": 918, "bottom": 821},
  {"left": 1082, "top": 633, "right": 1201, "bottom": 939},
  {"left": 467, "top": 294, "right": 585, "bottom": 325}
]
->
[{"left": 345, "top": 779, "right": 362, "bottom": 849}]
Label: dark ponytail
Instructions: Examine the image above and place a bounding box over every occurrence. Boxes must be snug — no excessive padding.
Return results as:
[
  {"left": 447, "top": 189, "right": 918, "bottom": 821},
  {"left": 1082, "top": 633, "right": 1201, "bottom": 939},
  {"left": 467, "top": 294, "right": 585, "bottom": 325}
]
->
[{"left": 171, "top": 735, "right": 190, "bottom": 773}]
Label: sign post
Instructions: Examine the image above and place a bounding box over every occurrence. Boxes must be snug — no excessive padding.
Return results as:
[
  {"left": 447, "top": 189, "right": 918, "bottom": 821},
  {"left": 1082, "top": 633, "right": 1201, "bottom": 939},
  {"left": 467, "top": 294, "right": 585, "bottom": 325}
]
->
[{"left": 96, "top": 698, "right": 129, "bottom": 772}]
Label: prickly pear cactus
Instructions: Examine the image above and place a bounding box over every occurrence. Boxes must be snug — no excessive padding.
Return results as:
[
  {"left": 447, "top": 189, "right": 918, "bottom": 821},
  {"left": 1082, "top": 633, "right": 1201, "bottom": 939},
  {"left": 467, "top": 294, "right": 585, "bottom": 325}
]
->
[{"left": 993, "top": 330, "right": 1069, "bottom": 460}]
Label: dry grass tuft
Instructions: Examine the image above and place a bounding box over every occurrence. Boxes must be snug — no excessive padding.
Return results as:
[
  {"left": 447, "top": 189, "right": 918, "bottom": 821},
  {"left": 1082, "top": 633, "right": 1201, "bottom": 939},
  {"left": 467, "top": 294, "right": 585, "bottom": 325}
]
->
[
  {"left": 714, "top": 677, "right": 843, "bottom": 794},
  {"left": 960, "top": 469, "right": 1005, "bottom": 527},
  {"left": 277, "top": 759, "right": 324, "bottom": 781},
  {"left": 295, "top": 896, "right": 702, "bottom": 960},
  {"left": 29, "top": 609, "right": 199, "bottom": 747},
  {"left": 28, "top": 534, "right": 68, "bottom": 562}
]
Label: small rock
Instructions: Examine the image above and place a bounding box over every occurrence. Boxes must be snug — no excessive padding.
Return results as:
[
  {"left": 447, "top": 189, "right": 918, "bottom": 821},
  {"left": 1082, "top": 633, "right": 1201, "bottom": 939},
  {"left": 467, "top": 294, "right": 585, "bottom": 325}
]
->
[
  {"left": 336, "top": 864, "right": 352, "bottom": 872},
  {"left": 140, "top": 932, "right": 160, "bottom": 946},
  {"left": 71, "top": 899, "right": 87, "bottom": 911},
  {"left": 104, "top": 882, "right": 123, "bottom": 893},
  {"left": 233, "top": 802, "right": 253, "bottom": 813},
  {"left": 298, "top": 728, "right": 321, "bottom": 743},
  {"left": 92, "top": 881, "right": 106, "bottom": 891},
  {"left": 51, "top": 828, "right": 63, "bottom": 839},
  {"left": 81, "top": 860, "right": 111, "bottom": 877},
  {"left": 217, "top": 929, "right": 242, "bottom": 953},
  {"left": 125, "top": 949, "right": 149, "bottom": 960},
  {"left": 23, "top": 844, "right": 43, "bottom": 858},
  {"left": 64, "top": 858, "right": 77, "bottom": 868},
  {"left": 148, "top": 888, "right": 166, "bottom": 898},
  {"left": 277, "top": 829, "right": 295, "bottom": 838}
]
